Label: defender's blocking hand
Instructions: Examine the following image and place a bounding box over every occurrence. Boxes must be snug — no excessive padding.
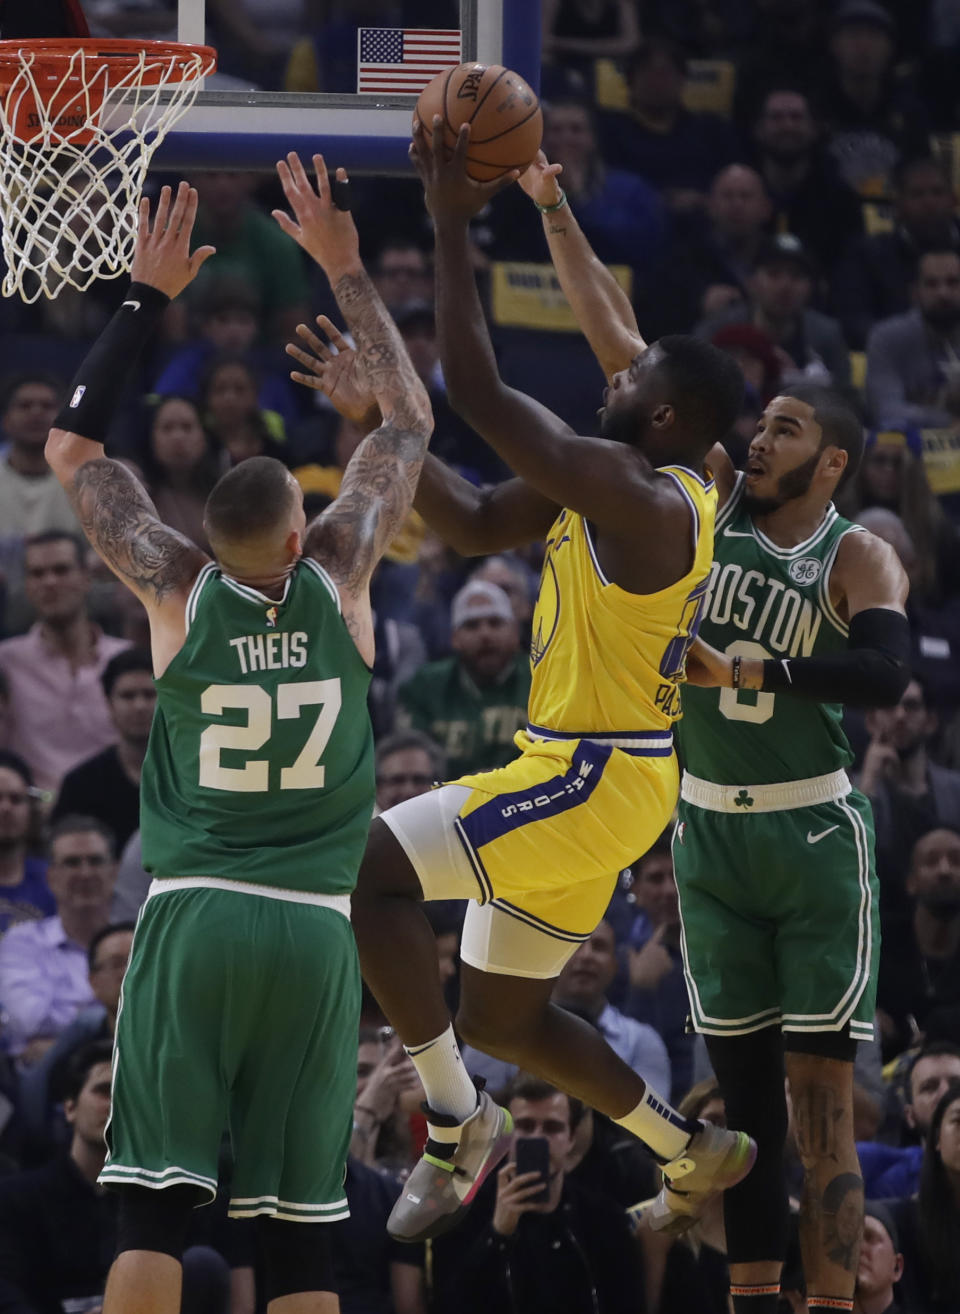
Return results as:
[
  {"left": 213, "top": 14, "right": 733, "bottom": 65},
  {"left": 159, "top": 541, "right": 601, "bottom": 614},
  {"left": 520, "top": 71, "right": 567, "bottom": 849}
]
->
[
  {"left": 272, "top": 152, "right": 360, "bottom": 279},
  {"left": 130, "top": 183, "right": 216, "bottom": 299}
]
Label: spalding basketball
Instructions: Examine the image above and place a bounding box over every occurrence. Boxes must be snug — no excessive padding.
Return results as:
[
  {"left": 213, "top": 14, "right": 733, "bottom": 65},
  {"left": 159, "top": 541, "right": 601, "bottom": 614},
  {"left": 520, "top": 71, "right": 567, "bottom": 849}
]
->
[{"left": 414, "top": 63, "right": 542, "bottom": 182}]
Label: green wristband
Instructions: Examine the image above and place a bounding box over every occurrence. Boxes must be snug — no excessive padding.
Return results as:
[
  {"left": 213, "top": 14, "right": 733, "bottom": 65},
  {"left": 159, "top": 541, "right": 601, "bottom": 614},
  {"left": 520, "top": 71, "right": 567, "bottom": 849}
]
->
[{"left": 534, "top": 188, "right": 568, "bottom": 214}]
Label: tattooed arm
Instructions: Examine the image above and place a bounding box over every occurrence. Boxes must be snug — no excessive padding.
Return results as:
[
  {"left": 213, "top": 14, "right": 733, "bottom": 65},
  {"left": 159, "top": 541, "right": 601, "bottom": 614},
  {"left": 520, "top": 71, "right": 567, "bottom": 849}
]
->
[
  {"left": 46, "top": 432, "right": 210, "bottom": 612},
  {"left": 273, "top": 153, "right": 432, "bottom": 660}
]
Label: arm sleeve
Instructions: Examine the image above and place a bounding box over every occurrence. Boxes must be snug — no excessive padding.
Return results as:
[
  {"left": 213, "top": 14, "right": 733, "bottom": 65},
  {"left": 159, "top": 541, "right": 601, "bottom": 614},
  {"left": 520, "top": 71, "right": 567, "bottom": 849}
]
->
[{"left": 761, "top": 608, "right": 911, "bottom": 709}]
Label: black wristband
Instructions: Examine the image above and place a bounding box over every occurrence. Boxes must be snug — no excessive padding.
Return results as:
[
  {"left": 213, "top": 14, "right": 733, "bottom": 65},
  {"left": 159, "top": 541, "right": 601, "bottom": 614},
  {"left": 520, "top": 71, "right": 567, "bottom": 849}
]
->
[
  {"left": 731, "top": 655, "right": 742, "bottom": 690},
  {"left": 53, "top": 281, "right": 171, "bottom": 447}
]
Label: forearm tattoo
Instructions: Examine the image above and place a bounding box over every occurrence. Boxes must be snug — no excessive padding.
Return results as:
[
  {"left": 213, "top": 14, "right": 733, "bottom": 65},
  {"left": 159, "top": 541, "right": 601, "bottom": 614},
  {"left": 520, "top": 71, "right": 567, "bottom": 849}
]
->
[
  {"left": 70, "top": 459, "right": 202, "bottom": 602},
  {"left": 306, "top": 269, "right": 431, "bottom": 591}
]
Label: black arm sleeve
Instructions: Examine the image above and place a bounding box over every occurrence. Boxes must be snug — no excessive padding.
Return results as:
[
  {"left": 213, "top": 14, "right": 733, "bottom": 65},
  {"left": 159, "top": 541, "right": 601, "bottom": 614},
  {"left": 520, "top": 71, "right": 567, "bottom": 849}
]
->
[
  {"left": 52, "top": 281, "right": 170, "bottom": 446},
  {"left": 760, "top": 607, "right": 911, "bottom": 709}
]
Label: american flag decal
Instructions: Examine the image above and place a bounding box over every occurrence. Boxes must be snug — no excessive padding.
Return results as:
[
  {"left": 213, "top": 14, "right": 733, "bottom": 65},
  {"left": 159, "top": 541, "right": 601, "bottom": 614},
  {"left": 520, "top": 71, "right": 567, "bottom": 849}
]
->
[{"left": 357, "top": 28, "right": 461, "bottom": 95}]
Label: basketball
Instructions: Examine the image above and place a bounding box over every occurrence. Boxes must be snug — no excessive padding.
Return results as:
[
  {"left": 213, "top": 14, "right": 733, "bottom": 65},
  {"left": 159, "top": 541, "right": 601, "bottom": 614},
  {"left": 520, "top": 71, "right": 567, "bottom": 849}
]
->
[{"left": 414, "top": 63, "right": 542, "bottom": 182}]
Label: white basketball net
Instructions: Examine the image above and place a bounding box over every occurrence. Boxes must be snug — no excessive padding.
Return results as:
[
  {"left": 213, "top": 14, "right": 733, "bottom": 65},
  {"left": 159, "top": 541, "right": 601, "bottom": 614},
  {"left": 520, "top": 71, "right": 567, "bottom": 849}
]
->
[{"left": 0, "top": 44, "right": 214, "bottom": 302}]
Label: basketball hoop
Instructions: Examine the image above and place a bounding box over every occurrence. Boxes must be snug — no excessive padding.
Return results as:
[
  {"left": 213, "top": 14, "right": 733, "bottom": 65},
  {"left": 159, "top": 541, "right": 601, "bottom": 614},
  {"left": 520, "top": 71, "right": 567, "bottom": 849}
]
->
[{"left": 0, "top": 39, "right": 216, "bottom": 302}]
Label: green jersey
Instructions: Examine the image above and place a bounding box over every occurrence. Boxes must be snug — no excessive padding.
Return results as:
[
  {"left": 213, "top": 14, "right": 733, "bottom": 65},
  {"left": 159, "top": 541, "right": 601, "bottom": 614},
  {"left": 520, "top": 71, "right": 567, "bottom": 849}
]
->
[
  {"left": 141, "top": 558, "right": 374, "bottom": 894},
  {"left": 677, "top": 473, "right": 863, "bottom": 785}
]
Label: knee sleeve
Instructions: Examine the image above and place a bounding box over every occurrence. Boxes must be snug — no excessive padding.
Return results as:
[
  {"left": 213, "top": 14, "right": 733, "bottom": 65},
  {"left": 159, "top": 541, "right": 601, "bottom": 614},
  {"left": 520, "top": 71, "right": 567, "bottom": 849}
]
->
[
  {"left": 258, "top": 1217, "right": 335, "bottom": 1302},
  {"left": 180, "top": 1246, "right": 231, "bottom": 1314},
  {"left": 114, "top": 1183, "right": 201, "bottom": 1261},
  {"left": 706, "top": 1030, "right": 790, "bottom": 1265}
]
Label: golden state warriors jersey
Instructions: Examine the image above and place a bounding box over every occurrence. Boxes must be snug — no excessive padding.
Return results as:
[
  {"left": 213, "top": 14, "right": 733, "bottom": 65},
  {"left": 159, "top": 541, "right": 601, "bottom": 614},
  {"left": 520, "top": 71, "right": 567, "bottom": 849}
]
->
[{"left": 527, "top": 465, "right": 717, "bottom": 735}]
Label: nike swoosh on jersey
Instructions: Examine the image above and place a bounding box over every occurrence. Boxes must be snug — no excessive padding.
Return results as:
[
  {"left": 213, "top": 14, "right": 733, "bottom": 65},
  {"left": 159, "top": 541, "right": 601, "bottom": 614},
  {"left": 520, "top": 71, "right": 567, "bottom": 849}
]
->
[
  {"left": 806, "top": 825, "right": 839, "bottom": 844},
  {"left": 122, "top": 299, "right": 141, "bottom": 311},
  {"left": 722, "top": 527, "right": 753, "bottom": 537}
]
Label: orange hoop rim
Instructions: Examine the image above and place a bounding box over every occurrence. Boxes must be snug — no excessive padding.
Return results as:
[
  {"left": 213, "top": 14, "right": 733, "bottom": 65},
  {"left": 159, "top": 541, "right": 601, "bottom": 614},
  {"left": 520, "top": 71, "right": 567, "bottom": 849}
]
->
[{"left": 0, "top": 38, "right": 217, "bottom": 75}]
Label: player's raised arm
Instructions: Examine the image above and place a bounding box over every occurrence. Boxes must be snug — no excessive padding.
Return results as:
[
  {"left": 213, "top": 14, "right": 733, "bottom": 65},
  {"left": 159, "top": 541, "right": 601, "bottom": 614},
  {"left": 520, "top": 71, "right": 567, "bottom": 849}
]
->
[
  {"left": 412, "top": 121, "right": 723, "bottom": 540},
  {"left": 519, "top": 151, "right": 644, "bottom": 381},
  {"left": 286, "top": 315, "right": 560, "bottom": 555},
  {"left": 272, "top": 153, "right": 433, "bottom": 596},
  {"left": 45, "top": 184, "right": 214, "bottom": 625}
]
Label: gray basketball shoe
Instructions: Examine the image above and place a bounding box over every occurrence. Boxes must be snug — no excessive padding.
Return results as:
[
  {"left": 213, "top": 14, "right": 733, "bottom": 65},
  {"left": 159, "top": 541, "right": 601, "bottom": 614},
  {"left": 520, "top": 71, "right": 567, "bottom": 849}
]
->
[
  {"left": 646, "top": 1122, "right": 757, "bottom": 1235},
  {"left": 387, "top": 1089, "right": 514, "bottom": 1243}
]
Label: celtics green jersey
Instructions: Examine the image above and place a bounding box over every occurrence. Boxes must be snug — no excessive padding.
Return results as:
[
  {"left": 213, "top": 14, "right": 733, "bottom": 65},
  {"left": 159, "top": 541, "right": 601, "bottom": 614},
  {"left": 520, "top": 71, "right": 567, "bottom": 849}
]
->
[
  {"left": 677, "top": 473, "right": 863, "bottom": 785},
  {"left": 141, "top": 558, "right": 374, "bottom": 893}
]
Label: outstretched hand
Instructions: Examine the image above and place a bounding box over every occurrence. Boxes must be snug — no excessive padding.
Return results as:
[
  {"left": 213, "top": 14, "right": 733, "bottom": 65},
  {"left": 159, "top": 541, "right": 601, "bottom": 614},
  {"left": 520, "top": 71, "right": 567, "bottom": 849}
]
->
[
  {"left": 272, "top": 152, "right": 360, "bottom": 279},
  {"left": 518, "top": 150, "right": 564, "bottom": 209},
  {"left": 129, "top": 183, "right": 216, "bottom": 299},
  {"left": 410, "top": 117, "right": 520, "bottom": 222},
  {"left": 286, "top": 315, "right": 378, "bottom": 426}
]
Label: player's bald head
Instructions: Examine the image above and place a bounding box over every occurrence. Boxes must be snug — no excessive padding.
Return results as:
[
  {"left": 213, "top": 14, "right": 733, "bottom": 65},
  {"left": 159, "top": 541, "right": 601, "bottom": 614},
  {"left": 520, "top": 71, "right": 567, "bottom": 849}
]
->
[{"left": 204, "top": 457, "right": 303, "bottom": 560}]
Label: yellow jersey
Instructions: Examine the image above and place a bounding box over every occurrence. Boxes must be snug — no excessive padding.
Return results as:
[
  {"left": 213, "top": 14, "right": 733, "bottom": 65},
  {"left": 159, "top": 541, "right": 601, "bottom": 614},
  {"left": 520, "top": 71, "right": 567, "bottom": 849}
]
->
[{"left": 527, "top": 465, "right": 716, "bottom": 736}]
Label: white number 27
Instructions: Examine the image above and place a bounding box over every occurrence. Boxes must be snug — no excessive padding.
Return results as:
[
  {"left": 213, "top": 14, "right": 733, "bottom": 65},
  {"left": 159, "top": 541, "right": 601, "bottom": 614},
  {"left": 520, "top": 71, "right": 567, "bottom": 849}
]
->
[{"left": 198, "top": 679, "right": 342, "bottom": 792}]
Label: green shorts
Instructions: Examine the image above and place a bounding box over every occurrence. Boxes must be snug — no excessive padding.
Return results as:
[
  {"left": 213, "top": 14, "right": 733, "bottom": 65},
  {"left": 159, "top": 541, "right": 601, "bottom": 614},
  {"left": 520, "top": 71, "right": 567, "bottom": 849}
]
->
[
  {"left": 100, "top": 883, "right": 361, "bottom": 1221},
  {"left": 672, "top": 789, "right": 879, "bottom": 1040}
]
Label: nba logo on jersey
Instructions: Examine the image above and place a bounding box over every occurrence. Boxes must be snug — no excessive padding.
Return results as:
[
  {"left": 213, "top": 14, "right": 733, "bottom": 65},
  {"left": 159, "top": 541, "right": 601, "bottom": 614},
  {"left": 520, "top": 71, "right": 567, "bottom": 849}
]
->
[
  {"left": 265, "top": 606, "right": 278, "bottom": 628},
  {"left": 676, "top": 821, "right": 686, "bottom": 845}
]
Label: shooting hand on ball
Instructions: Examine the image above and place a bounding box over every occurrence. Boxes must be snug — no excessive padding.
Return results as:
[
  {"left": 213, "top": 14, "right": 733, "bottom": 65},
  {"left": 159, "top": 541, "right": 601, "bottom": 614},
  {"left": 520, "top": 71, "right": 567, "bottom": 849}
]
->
[{"left": 411, "top": 118, "right": 519, "bottom": 222}]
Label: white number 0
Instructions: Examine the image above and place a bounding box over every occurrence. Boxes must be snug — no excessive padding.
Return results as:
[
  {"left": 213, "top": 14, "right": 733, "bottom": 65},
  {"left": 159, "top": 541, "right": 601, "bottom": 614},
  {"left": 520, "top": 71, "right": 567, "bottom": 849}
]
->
[
  {"left": 717, "top": 640, "right": 776, "bottom": 725},
  {"left": 199, "top": 680, "right": 342, "bottom": 792}
]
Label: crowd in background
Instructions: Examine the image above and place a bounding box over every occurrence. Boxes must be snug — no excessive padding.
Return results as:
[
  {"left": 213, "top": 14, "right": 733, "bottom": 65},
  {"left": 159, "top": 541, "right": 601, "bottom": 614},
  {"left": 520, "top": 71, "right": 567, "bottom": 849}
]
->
[{"left": 1, "top": 1, "right": 960, "bottom": 1311}]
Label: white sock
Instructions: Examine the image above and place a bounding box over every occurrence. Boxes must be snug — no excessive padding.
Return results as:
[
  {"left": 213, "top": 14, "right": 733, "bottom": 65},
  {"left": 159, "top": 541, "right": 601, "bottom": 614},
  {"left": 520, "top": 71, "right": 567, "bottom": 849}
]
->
[
  {"left": 404, "top": 1024, "right": 478, "bottom": 1122},
  {"left": 615, "top": 1086, "right": 698, "bottom": 1160}
]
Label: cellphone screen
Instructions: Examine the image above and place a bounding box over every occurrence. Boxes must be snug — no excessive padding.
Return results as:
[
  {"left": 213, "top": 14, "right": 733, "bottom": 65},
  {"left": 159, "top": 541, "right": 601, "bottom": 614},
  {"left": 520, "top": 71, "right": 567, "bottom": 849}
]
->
[{"left": 514, "top": 1135, "right": 550, "bottom": 1201}]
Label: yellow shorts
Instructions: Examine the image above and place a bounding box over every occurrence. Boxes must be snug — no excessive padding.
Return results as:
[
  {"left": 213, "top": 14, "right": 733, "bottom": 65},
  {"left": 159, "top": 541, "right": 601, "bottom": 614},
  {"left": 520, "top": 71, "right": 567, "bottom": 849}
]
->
[{"left": 452, "top": 728, "right": 678, "bottom": 937}]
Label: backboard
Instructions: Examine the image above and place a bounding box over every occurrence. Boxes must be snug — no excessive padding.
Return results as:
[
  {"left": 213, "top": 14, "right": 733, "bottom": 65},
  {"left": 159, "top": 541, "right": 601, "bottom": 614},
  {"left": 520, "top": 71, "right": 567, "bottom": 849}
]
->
[{"left": 153, "top": 0, "right": 539, "bottom": 173}]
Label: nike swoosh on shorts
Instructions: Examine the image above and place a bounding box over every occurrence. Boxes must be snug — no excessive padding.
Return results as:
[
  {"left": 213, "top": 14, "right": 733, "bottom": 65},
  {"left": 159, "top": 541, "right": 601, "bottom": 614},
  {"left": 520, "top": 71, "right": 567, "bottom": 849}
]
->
[
  {"left": 123, "top": 300, "right": 141, "bottom": 311},
  {"left": 806, "top": 825, "right": 839, "bottom": 844}
]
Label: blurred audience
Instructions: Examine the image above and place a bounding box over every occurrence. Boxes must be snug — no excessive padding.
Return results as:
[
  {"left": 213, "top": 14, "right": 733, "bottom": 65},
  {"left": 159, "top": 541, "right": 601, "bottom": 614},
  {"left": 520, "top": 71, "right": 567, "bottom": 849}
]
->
[
  {"left": 52, "top": 648, "right": 155, "bottom": 852},
  {"left": 0, "top": 752, "right": 53, "bottom": 933},
  {"left": 0, "top": 816, "right": 116, "bottom": 1064},
  {"left": 0, "top": 533, "right": 129, "bottom": 794}
]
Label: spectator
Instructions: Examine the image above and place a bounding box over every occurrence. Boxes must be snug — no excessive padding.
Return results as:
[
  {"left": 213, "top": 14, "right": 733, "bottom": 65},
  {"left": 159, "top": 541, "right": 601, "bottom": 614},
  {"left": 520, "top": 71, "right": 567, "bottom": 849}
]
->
[
  {"left": 817, "top": 0, "right": 930, "bottom": 201},
  {"left": 860, "top": 678, "right": 960, "bottom": 889},
  {"left": 0, "top": 816, "right": 116, "bottom": 1064},
  {"left": 19, "top": 921, "right": 135, "bottom": 1146},
  {"left": 835, "top": 156, "right": 960, "bottom": 349},
  {"left": 199, "top": 355, "right": 288, "bottom": 467},
  {"left": 542, "top": 0, "right": 640, "bottom": 74},
  {"left": 152, "top": 277, "right": 298, "bottom": 427},
  {"left": 433, "top": 1075, "right": 643, "bottom": 1314},
  {"left": 598, "top": 38, "right": 740, "bottom": 213},
  {"left": 750, "top": 85, "right": 865, "bottom": 276},
  {"left": 136, "top": 396, "right": 220, "bottom": 549},
  {"left": 865, "top": 247, "right": 960, "bottom": 428},
  {"left": 878, "top": 827, "right": 960, "bottom": 1051},
  {"left": 853, "top": 1203, "right": 904, "bottom": 1314},
  {"left": 0, "top": 1039, "right": 231, "bottom": 1314},
  {"left": 892, "top": 1080, "right": 960, "bottom": 1312},
  {"left": 854, "top": 508, "right": 960, "bottom": 714},
  {"left": 0, "top": 751, "right": 53, "bottom": 933},
  {"left": 350, "top": 1028, "right": 424, "bottom": 1176},
  {"left": 840, "top": 435, "right": 960, "bottom": 605},
  {"left": 371, "top": 240, "right": 433, "bottom": 315},
  {"left": 0, "top": 373, "right": 77, "bottom": 633},
  {"left": 464, "top": 919, "right": 672, "bottom": 1097},
  {"left": 625, "top": 833, "right": 694, "bottom": 1101},
  {"left": 0, "top": 532, "right": 129, "bottom": 794},
  {"left": 368, "top": 589, "right": 429, "bottom": 738},
  {"left": 53, "top": 648, "right": 155, "bottom": 853},
  {"left": 110, "top": 828, "right": 151, "bottom": 924},
  {"left": 470, "top": 555, "right": 536, "bottom": 638},
  {"left": 396, "top": 580, "right": 530, "bottom": 777},
  {"left": 374, "top": 730, "right": 446, "bottom": 814},
  {"left": 183, "top": 171, "right": 309, "bottom": 345},
  {"left": 696, "top": 233, "right": 851, "bottom": 387},
  {"left": 650, "top": 164, "right": 772, "bottom": 335},
  {"left": 859, "top": 1042, "right": 960, "bottom": 1197}
]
